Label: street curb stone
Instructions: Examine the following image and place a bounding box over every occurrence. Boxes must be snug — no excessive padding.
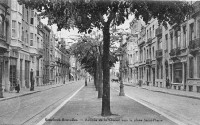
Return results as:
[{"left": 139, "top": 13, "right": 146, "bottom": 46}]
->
[
  {"left": 0, "top": 82, "right": 75, "bottom": 102},
  {"left": 123, "top": 83, "right": 200, "bottom": 100}
]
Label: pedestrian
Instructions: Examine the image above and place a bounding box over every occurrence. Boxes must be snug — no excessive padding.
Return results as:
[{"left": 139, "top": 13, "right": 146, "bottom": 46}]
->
[
  {"left": 166, "top": 77, "right": 170, "bottom": 89},
  {"left": 15, "top": 78, "right": 20, "bottom": 93},
  {"left": 30, "top": 69, "right": 35, "bottom": 91}
]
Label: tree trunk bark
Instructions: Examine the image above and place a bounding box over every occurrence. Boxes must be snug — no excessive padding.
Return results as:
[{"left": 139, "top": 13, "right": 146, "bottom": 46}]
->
[
  {"left": 96, "top": 59, "right": 99, "bottom": 91},
  {"left": 101, "top": 24, "right": 112, "bottom": 116},
  {"left": 98, "top": 54, "right": 103, "bottom": 98},
  {"left": 94, "top": 66, "right": 97, "bottom": 90}
]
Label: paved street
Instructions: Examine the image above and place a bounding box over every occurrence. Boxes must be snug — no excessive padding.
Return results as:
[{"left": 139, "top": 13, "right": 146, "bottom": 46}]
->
[
  {"left": 0, "top": 81, "right": 84, "bottom": 125},
  {"left": 43, "top": 82, "right": 175, "bottom": 125},
  {"left": 111, "top": 82, "right": 200, "bottom": 125},
  {"left": 1, "top": 80, "right": 200, "bottom": 125}
]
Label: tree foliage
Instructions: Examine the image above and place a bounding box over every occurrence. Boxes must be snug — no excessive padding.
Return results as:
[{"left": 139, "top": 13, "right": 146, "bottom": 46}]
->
[
  {"left": 18, "top": 0, "right": 192, "bottom": 32},
  {"left": 70, "top": 36, "right": 118, "bottom": 75}
]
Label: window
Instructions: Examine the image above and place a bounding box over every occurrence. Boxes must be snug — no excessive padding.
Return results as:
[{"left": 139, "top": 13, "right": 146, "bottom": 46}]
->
[
  {"left": 147, "top": 30, "right": 149, "bottom": 39},
  {"left": 27, "top": 10, "right": 29, "bottom": 22},
  {"left": 198, "top": 20, "right": 200, "bottom": 38},
  {"left": 189, "top": 23, "right": 194, "bottom": 41},
  {"left": 0, "top": 15, "right": 4, "bottom": 36},
  {"left": 165, "top": 34, "right": 168, "bottom": 50},
  {"left": 18, "top": 22, "right": 21, "bottom": 40},
  {"left": 189, "top": 57, "right": 194, "bottom": 78},
  {"left": 174, "top": 63, "right": 182, "bottom": 83},
  {"left": 12, "top": 20, "right": 17, "bottom": 38},
  {"left": 37, "top": 37, "right": 39, "bottom": 48},
  {"left": 158, "top": 37, "right": 162, "bottom": 49},
  {"left": 30, "top": 10, "right": 34, "bottom": 25},
  {"left": 183, "top": 26, "right": 186, "bottom": 48},
  {"left": 153, "top": 25, "right": 154, "bottom": 37},
  {"left": 22, "top": 30, "right": 24, "bottom": 42},
  {"left": 30, "top": 33, "right": 33, "bottom": 46},
  {"left": 150, "top": 27, "right": 151, "bottom": 38},
  {"left": 170, "top": 33, "right": 173, "bottom": 50},
  {"left": 152, "top": 47, "right": 154, "bottom": 58},
  {"left": 197, "top": 56, "right": 200, "bottom": 78}
]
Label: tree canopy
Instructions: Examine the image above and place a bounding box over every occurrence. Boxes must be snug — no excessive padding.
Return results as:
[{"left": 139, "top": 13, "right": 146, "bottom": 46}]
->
[{"left": 18, "top": 0, "right": 192, "bottom": 32}]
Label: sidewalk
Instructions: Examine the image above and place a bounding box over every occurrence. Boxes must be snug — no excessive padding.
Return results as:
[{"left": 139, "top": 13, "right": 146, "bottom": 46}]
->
[
  {"left": 123, "top": 82, "right": 200, "bottom": 100},
  {"left": 0, "top": 81, "right": 76, "bottom": 102},
  {"left": 44, "top": 82, "right": 176, "bottom": 125}
]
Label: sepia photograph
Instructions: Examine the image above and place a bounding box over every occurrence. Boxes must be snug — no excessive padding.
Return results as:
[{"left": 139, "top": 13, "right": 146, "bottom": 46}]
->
[{"left": 0, "top": 0, "right": 199, "bottom": 124}]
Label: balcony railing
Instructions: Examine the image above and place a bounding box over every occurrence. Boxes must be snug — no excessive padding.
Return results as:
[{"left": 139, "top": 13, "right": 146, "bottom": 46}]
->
[
  {"left": 0, "top": 34, "right": 6, "bottom": 41},
  {"left": 147, "top": 38, "right": 152, "bottom": 44},
  {"left": 138, "top": 40, "right": 145, "bottom": 46},
  {"left": 146, "top": 59, "right": 152, "bottom": 65},
  {"left": 191, "top": 1, "right": 200, "bottom": 17},
  {"left": 156, "top": 49, "right": 163, "bottom": 59},
  {"left": 169, "top": 47, "right": 181, "bottom": 57},
  {"left": 156, "top": 27, "right": 162, "bottom": 36},
  {"left": 189, "top": 38, "right": 200, "bottom": 50}
]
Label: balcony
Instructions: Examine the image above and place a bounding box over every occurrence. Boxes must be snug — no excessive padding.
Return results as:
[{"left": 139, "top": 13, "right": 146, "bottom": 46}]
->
[
  {"left": 169, "top": 47, "right": 181, "bottom": 61},
  {"left": 188, "top": 38, "right": 200, "bottom": 56},
  {"left": 191, "top": 1, "right": 200, "bottom": 17},
  {"left": 156, "top": 27, "right": 162, "bottom": 36},
  {"left": 169, "top": 47, "right": 181, "bottom": 56},
  {"left": 147, "top": 38, "right": 152, "bottom": 44},
  {"left": 156, "top": 49, "right": 163, "bottom": 59},
  {"left": 146, "top": 59, "right": 152, "bottom": 66},
  {"left": 138, "top": 40, "right": 145, "bottom": 46},
  {"left": 0, "top": 34, "right": 6, "bottom": 42}
]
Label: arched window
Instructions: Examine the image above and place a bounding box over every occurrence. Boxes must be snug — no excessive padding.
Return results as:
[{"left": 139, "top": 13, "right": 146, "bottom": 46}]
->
[{"left": 0, "top": 14, "right": 5, "bottom": 36}]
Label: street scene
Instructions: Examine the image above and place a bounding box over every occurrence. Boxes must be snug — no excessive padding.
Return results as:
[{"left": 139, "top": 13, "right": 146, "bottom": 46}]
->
[{"left": 0, "top": 0, "right": 200, "bottom": 125}]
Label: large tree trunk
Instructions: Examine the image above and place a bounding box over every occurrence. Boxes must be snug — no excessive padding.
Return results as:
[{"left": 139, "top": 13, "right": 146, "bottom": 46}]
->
[
  {"left": 94, "top": 66, "right": 97, "bottom": 90},
  {"left": 101, "top": 24, "right": 112, "bottom": 116},
  {"left": 98, "top": 54, "right": 103, "bottom": 98},
  {"left": 96, "top": 59, "right": 99, "bottom": 91}
]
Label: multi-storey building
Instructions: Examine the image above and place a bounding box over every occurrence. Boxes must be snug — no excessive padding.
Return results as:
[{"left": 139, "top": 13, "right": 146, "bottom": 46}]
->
[
  {"left": 128, "top": 19, "right": 141, "bottom": 84},
  {"left": 36, "top": 19, "right": 44, "bottom": 86},
  {"left": 55, "top": 38, "right": 70, "bottom": 84},
  {"left": 138, "top": 26, "right": 146, "bottom": 84},
  {"left": 184, "top": 1, "right": 200, "bottom": 92},
  {"left": 132, "top": 1, "right": 200, "bottom": 93},
  {"left": 0, "top": 0, "right": 10, "bottom": 97},
  {"left": 49, "top": 30, "right": 55, "bottom": 84},
  {"left": 21, "top": 4, "right": 30, "bottom": 88},
  {"left": 43, "top": 25, "right": 51, "bottom": 84},
  {"left": 9, "top": 0, "right": 23, "bottom": 90}
]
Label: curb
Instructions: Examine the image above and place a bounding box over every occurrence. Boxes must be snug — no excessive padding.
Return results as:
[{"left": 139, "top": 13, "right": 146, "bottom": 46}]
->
[
  {"left": 123, "top": 83, "right": 200, "bottom": 100},
  {"left": 0, "top": 82, "right": 75, "bottom": 102},
  {"left": 112, "top": 87, "right": 199, "bottom": 125}
]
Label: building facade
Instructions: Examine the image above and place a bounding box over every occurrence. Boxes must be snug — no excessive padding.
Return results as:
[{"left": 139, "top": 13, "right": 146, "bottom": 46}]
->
[{"left": 0, "top": 0, "right": 9, "bottom": 97}]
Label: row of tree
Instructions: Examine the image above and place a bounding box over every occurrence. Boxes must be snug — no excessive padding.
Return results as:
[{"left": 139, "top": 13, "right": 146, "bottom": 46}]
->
[
  {"left": 18, "top": 0, "right": 193, "bottom": 116},
  {"left": 70, "top": 35, "right": 118, "bottom": 98}
]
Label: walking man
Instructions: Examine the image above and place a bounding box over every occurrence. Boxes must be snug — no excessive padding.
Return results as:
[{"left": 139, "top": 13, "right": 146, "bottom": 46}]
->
[{"left": 30, "top": 69, "right": 35, "bottom": 91}]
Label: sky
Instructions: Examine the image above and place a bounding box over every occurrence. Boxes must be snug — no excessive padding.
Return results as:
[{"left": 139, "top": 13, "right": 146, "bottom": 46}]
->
[{"left": 41, "top": 14, "right": 134, "bottom": 42}]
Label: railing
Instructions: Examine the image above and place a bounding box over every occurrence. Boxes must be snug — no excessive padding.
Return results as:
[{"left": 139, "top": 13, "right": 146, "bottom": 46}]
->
[
  {"left": 169, "top": 47, "right": 181, "bottom": 57},
  {"left": 147, "top": 38, "right": 152, "bottom": 44},
  {"left": 138, "top": 40, "right": 145, "bottom": 46},
  {"left": 156, "top": 49, "right": 163, "bottom": 59},
  {"left": 146, "top": 59, "right": 152, "bottom": 65},
  {"left": 0, "top": 34, "right": 6, "bottom": 41},
  {"left": 191, "top": 1, "right": 200, "bottom": 17},
  {"left": 188, "top": 38, "right": 200, "bottom": 50},
  {"left": 37, "top": 48, "right": 43, "bottom": 55},
  {"left": 156, "top": 27, "right": 162, "bottom": 36}
]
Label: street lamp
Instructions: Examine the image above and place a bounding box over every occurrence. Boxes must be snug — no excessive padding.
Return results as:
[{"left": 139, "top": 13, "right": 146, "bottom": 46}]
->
[{"left": 116, "top": 49, "right": 125, "bottom": 96}]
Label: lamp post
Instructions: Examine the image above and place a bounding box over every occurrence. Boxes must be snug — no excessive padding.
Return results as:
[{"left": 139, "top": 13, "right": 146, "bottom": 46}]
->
[{"left": 117, "top": 50, "right": 125, "bottom": 96}]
